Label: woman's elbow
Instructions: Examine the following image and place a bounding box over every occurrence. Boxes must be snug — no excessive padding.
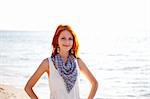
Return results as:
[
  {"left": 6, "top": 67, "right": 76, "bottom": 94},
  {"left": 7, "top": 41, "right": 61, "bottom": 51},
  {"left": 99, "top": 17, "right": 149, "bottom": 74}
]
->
[
  {"left": 24, "top": 83, "right": 32, "bottom": 92},
  {"left": 95, "top": 80, "right": 98, "bottom": 89},
  {"left": 92, "top": 79, "right": 98, "bottom": 88},
  {"left": 24, "top": 85, "right": 29, "bottom": 92}
]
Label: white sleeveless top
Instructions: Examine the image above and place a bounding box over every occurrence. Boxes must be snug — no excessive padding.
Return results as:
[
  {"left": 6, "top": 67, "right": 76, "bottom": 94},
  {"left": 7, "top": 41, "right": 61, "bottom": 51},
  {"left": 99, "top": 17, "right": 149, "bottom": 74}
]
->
[{"left": 48, "top": 57, "right": 80, "bottom": 99}]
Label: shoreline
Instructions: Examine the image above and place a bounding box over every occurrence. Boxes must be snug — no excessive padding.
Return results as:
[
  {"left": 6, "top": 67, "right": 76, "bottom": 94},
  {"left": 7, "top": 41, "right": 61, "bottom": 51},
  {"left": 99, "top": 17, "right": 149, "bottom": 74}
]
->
[{"left": 0, "top": 84, "right": 29, "bottom": 99}]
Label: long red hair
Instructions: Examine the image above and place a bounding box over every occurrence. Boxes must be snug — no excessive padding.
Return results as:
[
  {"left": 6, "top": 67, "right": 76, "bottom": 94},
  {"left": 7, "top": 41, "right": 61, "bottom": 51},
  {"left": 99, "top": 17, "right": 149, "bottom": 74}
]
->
[{"left": 51, "top": 25, "right": 79, "bottom": 58}]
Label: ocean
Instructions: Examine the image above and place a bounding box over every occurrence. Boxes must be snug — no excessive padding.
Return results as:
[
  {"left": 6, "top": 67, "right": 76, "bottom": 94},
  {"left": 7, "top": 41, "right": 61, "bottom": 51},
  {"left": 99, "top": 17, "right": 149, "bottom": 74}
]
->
[{"left": 0, "top": 31, "right": 150, "bottom": 99}]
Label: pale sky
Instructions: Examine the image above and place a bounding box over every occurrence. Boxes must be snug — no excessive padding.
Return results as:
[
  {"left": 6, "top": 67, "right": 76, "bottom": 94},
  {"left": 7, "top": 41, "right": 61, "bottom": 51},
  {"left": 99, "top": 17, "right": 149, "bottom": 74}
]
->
[
  {"left": 0, "top": 0, "right": 149, "bottom": 31},
  {"left": 0, "top": 0, "right": 150, "bottom": 49}
]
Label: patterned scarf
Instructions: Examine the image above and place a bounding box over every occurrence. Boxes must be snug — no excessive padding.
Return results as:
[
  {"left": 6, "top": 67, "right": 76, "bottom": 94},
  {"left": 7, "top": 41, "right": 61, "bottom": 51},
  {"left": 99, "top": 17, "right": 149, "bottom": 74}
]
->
[{"left": 51, "top": 54, "right": 78, "bottom": 93}]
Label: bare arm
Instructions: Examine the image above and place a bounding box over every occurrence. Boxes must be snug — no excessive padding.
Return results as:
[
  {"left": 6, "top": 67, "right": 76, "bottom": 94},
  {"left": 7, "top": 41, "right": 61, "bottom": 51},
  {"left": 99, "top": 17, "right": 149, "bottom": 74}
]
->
[
  {"left": 77, "top": 58, "right": 98, "bottom": 99},
  {"left": 24, "top": 58, "right": 49, "bottom": 99}
]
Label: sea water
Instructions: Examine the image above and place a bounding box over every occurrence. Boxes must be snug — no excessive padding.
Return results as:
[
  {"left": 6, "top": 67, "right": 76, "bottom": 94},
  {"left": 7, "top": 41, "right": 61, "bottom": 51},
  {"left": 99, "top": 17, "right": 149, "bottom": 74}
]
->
[{"left": 0, "top": 31, "right": 150, "bottom": 99}]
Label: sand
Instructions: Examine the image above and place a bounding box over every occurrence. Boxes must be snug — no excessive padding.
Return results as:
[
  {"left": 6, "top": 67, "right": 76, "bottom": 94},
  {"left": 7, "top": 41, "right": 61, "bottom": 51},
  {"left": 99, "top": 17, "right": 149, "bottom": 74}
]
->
[{"left": 0, "top": 84, "right": 30, "bottom": 99}]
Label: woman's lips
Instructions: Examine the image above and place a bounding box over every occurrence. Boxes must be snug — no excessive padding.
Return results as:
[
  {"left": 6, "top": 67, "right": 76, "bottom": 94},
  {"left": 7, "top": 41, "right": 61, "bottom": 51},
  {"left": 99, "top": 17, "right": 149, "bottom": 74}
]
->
[{"left": 63, "top": 45, "right": 70, "bottom": 47}]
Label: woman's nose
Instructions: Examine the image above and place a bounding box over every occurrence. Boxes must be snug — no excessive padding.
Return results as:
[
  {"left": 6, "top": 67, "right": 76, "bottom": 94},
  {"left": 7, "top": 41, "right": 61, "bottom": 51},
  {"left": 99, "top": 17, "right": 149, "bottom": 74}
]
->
[{"left": 65, "top": 40, "right": 70, "bottom": 44}]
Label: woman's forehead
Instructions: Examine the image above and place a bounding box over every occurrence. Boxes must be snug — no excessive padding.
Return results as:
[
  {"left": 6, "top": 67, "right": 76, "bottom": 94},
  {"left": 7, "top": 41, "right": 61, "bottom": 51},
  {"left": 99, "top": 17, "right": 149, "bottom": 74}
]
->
[{"left": 60, "top": 30, "right": 73, "bottom": 37}]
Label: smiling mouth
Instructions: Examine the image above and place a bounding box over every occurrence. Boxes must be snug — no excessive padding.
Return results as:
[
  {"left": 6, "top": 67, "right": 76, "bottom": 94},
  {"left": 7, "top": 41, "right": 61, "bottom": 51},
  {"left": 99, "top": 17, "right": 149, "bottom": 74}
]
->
[{"left": 63, "top": 45, "right": 70, "bottom": 47}]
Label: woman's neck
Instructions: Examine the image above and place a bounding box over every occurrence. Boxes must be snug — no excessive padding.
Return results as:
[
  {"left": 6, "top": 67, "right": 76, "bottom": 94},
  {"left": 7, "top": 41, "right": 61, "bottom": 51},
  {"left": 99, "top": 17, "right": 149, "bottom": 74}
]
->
[
  {"left": 59, "top": 51, "right": 69, "bottom": 59},
  {"left": 59, "top": 51, "right": 69, "bottom": 64}
]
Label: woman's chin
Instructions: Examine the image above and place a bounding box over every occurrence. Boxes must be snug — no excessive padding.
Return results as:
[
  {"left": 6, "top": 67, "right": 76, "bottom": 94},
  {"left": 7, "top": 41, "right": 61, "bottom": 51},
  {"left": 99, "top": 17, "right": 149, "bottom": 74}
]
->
[{"left": 60, "top": 49, "right": 71, "bottom": 53}]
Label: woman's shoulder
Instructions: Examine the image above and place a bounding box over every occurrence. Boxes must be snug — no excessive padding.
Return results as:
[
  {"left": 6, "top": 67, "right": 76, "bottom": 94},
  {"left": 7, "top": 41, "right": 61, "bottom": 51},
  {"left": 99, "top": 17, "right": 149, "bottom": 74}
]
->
[
  {"left": 76, "top": 57, "right": 84, "bottom": 65},
  {"left": 76, "top": 57, "right": 82, "bottom": 61},
  {"left": 42, "top": 58, "right": 49, "bottom": 64},
  {"left": 40, "top": 58, "right": 50, "bottom": 69},
  {"left": 40, "top": 58, "right": 50, "bottom": 73},
  {"left": 76, "top": 57, "right": 87, "bottom": 69}
]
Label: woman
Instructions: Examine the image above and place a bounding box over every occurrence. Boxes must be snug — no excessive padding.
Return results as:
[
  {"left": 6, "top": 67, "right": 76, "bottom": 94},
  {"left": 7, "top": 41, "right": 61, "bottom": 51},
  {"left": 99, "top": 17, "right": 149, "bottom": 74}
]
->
[{"left": 24, "top": 25, "right": 98, "bottom": 99}]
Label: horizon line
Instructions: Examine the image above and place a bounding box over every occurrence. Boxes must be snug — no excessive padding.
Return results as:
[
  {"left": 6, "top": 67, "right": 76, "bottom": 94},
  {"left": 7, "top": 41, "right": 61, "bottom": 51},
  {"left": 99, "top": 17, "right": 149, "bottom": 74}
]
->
[{"left": 0, "top": 30, "right": 49, "bottom": 32}]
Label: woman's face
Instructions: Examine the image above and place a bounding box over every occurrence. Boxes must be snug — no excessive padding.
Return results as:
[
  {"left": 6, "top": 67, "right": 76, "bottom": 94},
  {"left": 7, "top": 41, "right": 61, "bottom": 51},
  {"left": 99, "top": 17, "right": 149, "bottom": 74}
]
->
[{"left": 58, "top": 30, "right": 74, "bottom": 53}]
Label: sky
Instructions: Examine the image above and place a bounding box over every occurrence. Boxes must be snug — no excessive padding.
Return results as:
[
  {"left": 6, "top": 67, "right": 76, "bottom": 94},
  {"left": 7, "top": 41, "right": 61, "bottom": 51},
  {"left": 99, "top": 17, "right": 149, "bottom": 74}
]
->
[
  {"left": 0, "top": 0, "right": 150, "bottom": 49},
  {"left": 0, "top": 0, "right": 149, "bottom": 31}
]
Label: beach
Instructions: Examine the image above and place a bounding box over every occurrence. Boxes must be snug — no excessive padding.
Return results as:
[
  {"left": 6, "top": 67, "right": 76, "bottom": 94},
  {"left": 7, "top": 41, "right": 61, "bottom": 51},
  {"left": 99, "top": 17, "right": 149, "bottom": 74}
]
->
[
  {"left": 0, "top": 31, "right": 150, "bottom": 99},
  {"left": 0, "top": 84, "right": 29, "bottom": 99}
]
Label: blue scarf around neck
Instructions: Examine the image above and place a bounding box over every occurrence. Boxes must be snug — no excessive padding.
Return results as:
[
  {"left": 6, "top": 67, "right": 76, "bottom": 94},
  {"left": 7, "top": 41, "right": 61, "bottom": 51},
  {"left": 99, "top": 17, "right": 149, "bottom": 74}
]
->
[{"left": 51, "top": 54, "right": 78, "bottom": 93}]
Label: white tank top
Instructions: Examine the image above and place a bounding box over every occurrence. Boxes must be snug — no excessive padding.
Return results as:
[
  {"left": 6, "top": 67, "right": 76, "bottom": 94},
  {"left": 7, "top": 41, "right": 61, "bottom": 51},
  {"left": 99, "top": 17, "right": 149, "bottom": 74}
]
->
[{"left": 48, "top": 57, "right": 80, "bottom": 99}]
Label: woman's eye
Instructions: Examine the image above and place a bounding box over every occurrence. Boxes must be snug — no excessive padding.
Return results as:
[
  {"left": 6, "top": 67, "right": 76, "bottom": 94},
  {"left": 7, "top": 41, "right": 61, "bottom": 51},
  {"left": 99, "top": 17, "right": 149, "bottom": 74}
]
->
[
  {"left": 69, "top": 38, "right": 73, "bottom": 40},
  {"left": 61, "top": 37, "right": 66, "bottom": 40}
]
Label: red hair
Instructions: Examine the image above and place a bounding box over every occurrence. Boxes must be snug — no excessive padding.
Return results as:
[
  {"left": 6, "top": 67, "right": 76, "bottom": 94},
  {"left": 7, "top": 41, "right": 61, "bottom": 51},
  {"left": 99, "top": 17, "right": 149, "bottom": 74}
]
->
[{"left": 51, "top": 25, "right": 79, "bottom": 58}]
